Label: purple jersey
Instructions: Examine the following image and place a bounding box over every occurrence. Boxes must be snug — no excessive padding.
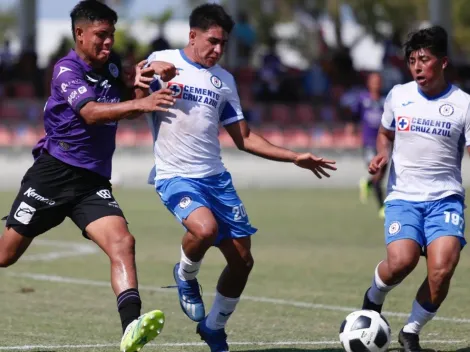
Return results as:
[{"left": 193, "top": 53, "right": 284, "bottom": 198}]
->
[
  {"left": 355, "top": 92, "right": 385, "bottom": 147},
  {"left": 33, "top": 49, "right": 126, "bottom": 179}
]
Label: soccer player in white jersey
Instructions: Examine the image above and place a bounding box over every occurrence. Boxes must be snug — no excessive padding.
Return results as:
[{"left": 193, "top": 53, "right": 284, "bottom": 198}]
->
[
  {"left": 145, "top": 4, "right": 337, "bottom": 351},
  {"left": 361, "top": 26, "right": 468, "bottom": 352}
]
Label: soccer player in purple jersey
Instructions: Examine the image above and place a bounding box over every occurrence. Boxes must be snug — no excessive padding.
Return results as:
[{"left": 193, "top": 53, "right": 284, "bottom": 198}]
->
[
  {"left": 357, "top": 72, "right": 387, "bottom": 217},
  {"left": 0, "top": 1, "right": 176, "bottom": 351}
]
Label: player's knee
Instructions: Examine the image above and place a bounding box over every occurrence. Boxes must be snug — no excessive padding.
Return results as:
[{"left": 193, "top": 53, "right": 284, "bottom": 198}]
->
[
  {"left": 386, "top": 253, "right": 419, "bottom": 280},
  {"left": 428, "top": 260, "right": 458, "bottom": 287},
  {"left": 0, "top": 248, "right": 19, "bottom": 267},
  {"left": 191, "top": 222, "right": 218, "bottom": 244},
  {"left": 109, "top": 232, "right": 136, "bottom": 257},
  {"left": 0, "top": 255, "right": 16, "bottom": 268}
]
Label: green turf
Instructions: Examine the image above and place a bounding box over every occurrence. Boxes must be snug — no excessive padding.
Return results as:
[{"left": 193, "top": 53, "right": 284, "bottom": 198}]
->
[{"left": 1, "top": 188, "right": 469, "bottom": 351}]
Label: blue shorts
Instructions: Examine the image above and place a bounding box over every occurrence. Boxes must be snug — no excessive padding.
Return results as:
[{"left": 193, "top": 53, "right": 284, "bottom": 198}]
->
[
  {"left": 156, "top": 172, "right": 257, "bottom": 246},
  {"left": 384, "top": 194, "right": 466, "bottom": 248}
]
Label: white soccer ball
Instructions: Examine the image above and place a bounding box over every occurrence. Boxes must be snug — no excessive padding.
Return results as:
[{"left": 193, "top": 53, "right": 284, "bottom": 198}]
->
[{"left": 339, "top": 310, "right": 391, "bottom": 352}]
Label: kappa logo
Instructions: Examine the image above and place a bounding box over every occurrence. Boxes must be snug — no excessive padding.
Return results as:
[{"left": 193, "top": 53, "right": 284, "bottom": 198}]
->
[
  {"left": 14, "top": 202, "right": 36, "bottom": 225},
  {"left": 96, "top": 189, "right": 112, "bottom": 199}
]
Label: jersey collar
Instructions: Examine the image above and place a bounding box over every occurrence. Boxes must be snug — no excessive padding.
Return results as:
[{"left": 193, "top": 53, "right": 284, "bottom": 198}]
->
[
  {"left": 179, "top": 49, "right": 209, "bottom": 70},
  {"left": 417, "top": 82, "right": 452, "bottom": 100}
]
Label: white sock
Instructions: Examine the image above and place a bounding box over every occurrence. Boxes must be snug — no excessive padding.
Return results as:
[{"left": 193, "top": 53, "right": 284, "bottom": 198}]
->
[
  {"left": 178, "top": 246, "right": 201, "bottom": 281},
  {"left": 205, "top": 291, "right": 240, "bottom": 331},
  {"left": 403, "top": 300, "right": 436, "bottom": 334},
  {"left": 367, "top": 262, "right": 399, "bottom": 305}
]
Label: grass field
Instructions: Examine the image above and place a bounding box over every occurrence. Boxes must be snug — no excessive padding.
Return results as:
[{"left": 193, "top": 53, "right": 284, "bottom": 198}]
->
[{"left": 1, "top": 188, "right": 470, "bottom": 352}]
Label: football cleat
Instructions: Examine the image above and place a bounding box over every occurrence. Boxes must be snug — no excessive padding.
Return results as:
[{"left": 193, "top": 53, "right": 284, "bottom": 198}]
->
[{"left": 120, "top": 310, "right": 165, "bottom": 352}]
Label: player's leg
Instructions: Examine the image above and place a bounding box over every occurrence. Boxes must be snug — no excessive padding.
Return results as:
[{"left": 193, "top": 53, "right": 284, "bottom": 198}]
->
[
  {"left": 359, "top": 147, "right": 375, "bottom": 204},
  {"left": 70, "top": 188, "right": 164, "bottom": 352},
  {"left": 398, "top": 195, "right": 465, "bottom": 351},
  {"left": 371, "top": 163, "right": 387, "bottom": 217},
  {"left": 362, "top": 200, "right": 424, "bottom": 312},
  {"left": 174, "top": 207, "right": 218, "bottom": 322},
  {"left": 0, "top": 227, "right": 33, "bottom": 267},
  {"left": 196, "top": 237, "right": 253, "bottom": 352},
  {"left": 0, "top": 154, "right": 70, "bottom": 266},
  {"left": 196, "top": 172, "right": 257, "bottom": 352},
  {"left": 156, "top": 177, "right": 218, "bottom": 322}
]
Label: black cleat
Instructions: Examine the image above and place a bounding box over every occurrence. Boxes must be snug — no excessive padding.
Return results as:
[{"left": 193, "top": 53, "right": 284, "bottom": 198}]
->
[
  {"left": 399, "top": 328, "right": 422, "bottom": 352},
  {"left": 362, "top": 288, "right": 383, "bottom": 313}
]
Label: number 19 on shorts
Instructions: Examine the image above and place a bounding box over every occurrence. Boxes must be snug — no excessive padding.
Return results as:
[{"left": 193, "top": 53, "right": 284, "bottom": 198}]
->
[{"left": 444, "top": 211, "right": 464, "bottom": 229}]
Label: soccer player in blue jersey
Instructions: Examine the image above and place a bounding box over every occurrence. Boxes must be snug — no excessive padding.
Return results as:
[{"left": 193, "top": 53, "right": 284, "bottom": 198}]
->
[
  {"left": 145, "top": 4, "right": 337, "bottom": 351},
  {"left": 0, "top": 1, "right": 176, "bottom": 351},
  {"left": 361, "top": 26, "right": 468, "bottom": 352}
]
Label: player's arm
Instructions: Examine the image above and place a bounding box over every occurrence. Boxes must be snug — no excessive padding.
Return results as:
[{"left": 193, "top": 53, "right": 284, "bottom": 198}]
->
[
  {"left": 376, "top": 126, "right": 395, "bottom": 157},
  {"left": 464, "top": 101, "right": 470, "bottom": 156},
  {"left": 225, "top": 120, "right": 336, "bottom": 178},
  {"left": 369, "top": 88, "right": 395, "bottom": 174},
  {"left": 80, "top": 94, "right": 174, "bottom": 125},
  {"left": 54, "top": 63, "right": 175, "bottom": 125}
]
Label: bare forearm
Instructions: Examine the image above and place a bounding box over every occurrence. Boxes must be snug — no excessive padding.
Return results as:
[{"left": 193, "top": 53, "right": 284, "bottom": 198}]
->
[
  {"left": 81, "top": 100, "right": 144, "bottom": 125},
  {"left": 241, "top": 132, "right": 298, "bottom": 162},
  {"left": 376, "top": 132, "right": 393, "bottom": 156},
  {"left": 126, "top": 87, "right": 149, "bottom": 120}
]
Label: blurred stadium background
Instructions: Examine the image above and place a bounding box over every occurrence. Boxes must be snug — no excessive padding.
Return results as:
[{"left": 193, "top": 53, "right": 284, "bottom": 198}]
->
[
  {"left": 2, "top": 0, "right": 470, "bottom": 189},
  {"left": 3, "top": 2, "right": 470, "bottom": 351}
]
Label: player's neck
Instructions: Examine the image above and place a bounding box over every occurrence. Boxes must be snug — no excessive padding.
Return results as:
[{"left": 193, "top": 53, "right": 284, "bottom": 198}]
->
[
  {"left": 183, "top": 47, "right": 202, "bottom": 66},
  {"left": 370, "top": 91, "right": 380, "bottom": 100},
  {"left": 419, "top": 78, "right": 449, "bottom": 99},
  {"left": 74, "top": 47, "right": 104, "bottom": 69}
]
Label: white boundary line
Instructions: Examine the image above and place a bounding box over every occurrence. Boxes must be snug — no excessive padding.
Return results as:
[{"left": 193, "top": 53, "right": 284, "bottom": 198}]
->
[
  {"left": 0, "top": 339, "right": 466, "bottom": 350},
  {"left": 21, "top": 239, "right": 98, "bottom": 262},
  {"left": 8, "top": 272, "right": 470, "bottom": 324}
]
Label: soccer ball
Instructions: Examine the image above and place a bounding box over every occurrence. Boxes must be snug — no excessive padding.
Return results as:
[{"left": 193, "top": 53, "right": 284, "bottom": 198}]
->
[{"left": 339, "top": 310, "right": 391, "bottom": 352}]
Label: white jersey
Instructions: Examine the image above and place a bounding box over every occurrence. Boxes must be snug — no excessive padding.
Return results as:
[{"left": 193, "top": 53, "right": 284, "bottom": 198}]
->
[
  {"left": 146, "top": 49, "right": 244, "bottom": 180},
  {"left": 382, "top": 81, "right": 470, "bottom": 202}
]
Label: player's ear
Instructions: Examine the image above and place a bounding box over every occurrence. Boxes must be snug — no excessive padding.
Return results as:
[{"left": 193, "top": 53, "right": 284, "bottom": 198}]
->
[
  {"left": 441, "top": 56, "right": 448, "bottom": 70},
  {"left": 189, "top": 29, "right": 197, "bottom": 45},
  {"left": 75, "top": 25, "right": 85, "bottom": 43}
]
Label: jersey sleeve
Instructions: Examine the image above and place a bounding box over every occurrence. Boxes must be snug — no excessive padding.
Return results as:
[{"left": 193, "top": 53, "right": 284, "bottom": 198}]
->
[
  {"left": 146, "top": 51, "right": 164, "bottom": 93},
  {"left": 52, "top": 62, "right": 96, "bottom": 112},
  {"left": 381, "top": 87, "right": 395, "bottom": 131},
  {"left": 464, "top": 102, "right": 470, "bottom": 146},
  {"left": 220, "top": 75, "right": 244, "bottom": 126}
]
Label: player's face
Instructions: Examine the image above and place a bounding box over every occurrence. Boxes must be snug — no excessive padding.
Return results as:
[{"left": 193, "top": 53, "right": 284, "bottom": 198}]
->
[
  {"left": 408, "top": 48, "right": 447, "bottom": 90},
  {"left": 75, "top": 20, "right": 115, "bottom": 65},
  {"left": 367, "top": 73, "right": 382, "bottom": 94},
  {"left": 190, "top": 26, "right": 228, "bottom": 67}
]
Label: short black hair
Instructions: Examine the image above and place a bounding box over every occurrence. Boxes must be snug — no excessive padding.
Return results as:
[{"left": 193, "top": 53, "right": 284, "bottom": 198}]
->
[
  {"left": 189, "top": 3, "right": 235, "bottom": 34},
  {"left": 70, "top": 0, "right": 118, "bottom": 41},
  {"left": 404, "top": 25, "right": 448, "bottom": 61}
]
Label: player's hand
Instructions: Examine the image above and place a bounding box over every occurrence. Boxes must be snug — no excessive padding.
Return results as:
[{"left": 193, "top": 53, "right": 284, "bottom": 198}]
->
[
  {"left": 368, "top": 153, "right": 389, "bottom": 175},
  {"left": 149, "top": 61, "right": 179, "bottom": 82},
  {"left": 139, "top": 88, "right": 176, "bottom": 113},
  {"left": 293, "top": 153, "right": 337, "bottom": 179},
  {"left": 134, "top": 60, "right": 155, "bottom": 89}
]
